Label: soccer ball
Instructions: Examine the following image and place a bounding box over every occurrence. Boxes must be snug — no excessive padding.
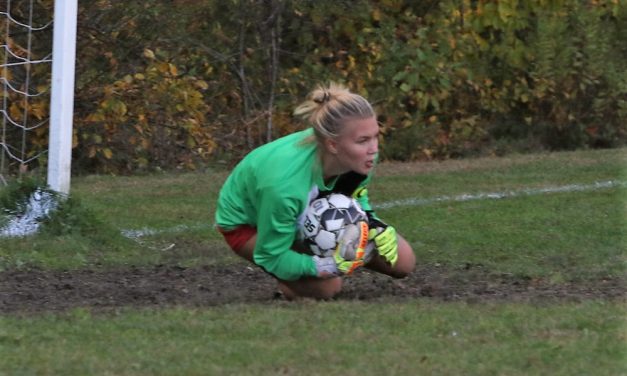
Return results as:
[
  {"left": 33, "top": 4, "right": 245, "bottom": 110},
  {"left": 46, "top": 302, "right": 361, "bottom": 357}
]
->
[{"left": 299, "top": 193, "right": 368, "bottom": 258}]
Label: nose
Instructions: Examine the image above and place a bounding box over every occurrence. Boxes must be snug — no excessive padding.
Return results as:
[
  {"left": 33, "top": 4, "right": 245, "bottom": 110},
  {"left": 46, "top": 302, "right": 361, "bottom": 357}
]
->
[{"left": 369, "top": 139, "right": 378, "bottom": 154}]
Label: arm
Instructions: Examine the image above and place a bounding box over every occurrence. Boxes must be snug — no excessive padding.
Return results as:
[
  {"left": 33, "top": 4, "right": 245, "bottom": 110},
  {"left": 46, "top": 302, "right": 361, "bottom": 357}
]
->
[{"left": 252, "top": 190, "right": 318, "bottom": 281}]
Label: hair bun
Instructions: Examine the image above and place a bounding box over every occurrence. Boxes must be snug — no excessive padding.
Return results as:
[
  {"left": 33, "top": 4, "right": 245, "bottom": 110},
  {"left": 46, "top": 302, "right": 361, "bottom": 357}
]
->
[
  {"left": 313, "top": 90, "right": 331, "bottom": 104},
  {"left": 293, "top": 82, "right": 374, "bottom": 140}
]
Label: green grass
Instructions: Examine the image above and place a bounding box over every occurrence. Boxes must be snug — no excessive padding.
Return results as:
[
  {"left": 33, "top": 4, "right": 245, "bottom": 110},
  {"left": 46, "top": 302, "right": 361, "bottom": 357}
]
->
[
  {"left": 0, "top": 147, "right": 626, "bottom": 375},
  {"left": 1, "top": 301, "right": 624, "bottom": 375},
  {"left": 391, "top": 188, "right": 626, "bottom": 280},
  {"left": 1, "top": 148, "right": 624, "bottom": 277}
]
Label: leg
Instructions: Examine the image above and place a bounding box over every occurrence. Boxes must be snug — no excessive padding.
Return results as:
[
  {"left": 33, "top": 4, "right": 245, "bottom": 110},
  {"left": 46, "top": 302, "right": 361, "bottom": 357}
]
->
[
  {"left": 365, "top": 233, "right": 416, "bottom": 278},
  {"left": 230, "top": 232, "right": 343, "bottom": 300},
  {"left": 277, "top": 276, "right": 342, "bottom": 300}
]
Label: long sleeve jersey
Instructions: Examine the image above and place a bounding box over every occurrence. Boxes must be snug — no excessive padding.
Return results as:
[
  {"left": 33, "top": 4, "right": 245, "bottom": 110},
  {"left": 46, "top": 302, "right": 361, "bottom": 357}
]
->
[{"left": 215, "top": 128, "right": 374, "bottom": 281}]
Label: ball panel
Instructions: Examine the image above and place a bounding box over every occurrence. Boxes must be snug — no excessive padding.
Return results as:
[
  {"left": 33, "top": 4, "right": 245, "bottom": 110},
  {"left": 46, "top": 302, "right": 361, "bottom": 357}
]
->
[
  {"left": 309, "top": 197, "right": 330, "bottom": 216},
  {"left": 321, "top": 207, "right": 343, "bottom": 222},
  {"left": 327, "top": 193, "right": 352, "bottom": 209},
  {"left": 314, "top": 229, "right": 337, "bottom": 251},
  {"left": 344, "top": 205, "right": 366, "bottom": 223},
  {"left": 323, "top": 218, "right": 345, "bottom": 232},
  {"left": 319, "top": 248, "right": 335, "bottom": 257},
  {"left": 301, "top": 214, "right": 320, "bottom": 238},
  {"left": 309, "top": 243, "right": 322, "bottom": 256}
]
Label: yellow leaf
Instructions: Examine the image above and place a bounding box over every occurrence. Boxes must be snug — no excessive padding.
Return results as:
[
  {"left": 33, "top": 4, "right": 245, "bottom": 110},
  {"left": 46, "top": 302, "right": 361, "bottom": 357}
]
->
[
  {"left": 137, "top": 157, "right": 149, "bottom": 167},
  {"left": 157, "top": 62, "right": 169, "bottom": 74},
  {"left": 169, "top": 64, "right": 178, "bottom": 76},
  {"left": 9, "top": 102, "right": 21, "bottom": 119},
  {"left": 348, "top": 55, "right": 356, "bottom": 70},
  {"left": 115, "top": 101, "right": 127, "bottom": 116},
  {"left": 102, "top": 148, "right": 113, "bottom": 159},
  {"left": 194, "top": 80, "right": 208, "bottom": 90},
  {"left": 143, "top": 49, "right": 155, "bottom": 60},
  {"left": 371, "top": 8, "right": 381, "bottom": 22}
]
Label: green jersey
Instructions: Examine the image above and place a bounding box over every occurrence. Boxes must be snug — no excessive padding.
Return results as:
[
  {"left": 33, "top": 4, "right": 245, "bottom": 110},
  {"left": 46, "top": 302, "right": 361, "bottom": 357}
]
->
[{"left": 215, "top": 128, "right": 374, "bottom": 281}]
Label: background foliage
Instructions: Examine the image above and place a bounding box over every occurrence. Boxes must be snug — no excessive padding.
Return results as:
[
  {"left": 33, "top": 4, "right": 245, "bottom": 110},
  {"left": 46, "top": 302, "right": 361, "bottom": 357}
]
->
[{"left": 3, "top": 0, "right": 626, "bottom": 174}]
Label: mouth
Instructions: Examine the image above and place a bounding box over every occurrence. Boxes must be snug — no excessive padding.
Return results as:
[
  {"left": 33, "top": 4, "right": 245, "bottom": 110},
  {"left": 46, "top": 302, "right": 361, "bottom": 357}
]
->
[{"left": 365, "top": 160, "right": 374, "bottom": 169}]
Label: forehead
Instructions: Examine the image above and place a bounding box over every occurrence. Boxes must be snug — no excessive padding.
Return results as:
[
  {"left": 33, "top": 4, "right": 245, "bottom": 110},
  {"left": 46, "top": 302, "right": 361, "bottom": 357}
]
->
[{"left": 340, "top": 116, "right": 379, "bottom": 137}]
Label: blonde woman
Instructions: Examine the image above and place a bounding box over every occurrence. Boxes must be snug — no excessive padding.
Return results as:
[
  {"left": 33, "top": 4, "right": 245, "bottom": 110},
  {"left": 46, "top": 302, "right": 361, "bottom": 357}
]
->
[{"left": 215, "top": 82, "right": 415, "bottom": 299}]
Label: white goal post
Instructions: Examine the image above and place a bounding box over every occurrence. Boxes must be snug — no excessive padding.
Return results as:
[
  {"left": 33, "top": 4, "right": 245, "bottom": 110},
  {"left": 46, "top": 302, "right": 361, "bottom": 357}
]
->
[{"left": 46, "top": 0, "right": 77, "bottom": 195}]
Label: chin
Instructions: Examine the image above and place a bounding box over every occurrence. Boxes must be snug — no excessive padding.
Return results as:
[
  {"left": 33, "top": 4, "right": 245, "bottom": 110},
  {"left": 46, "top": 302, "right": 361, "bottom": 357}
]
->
[{"left": 356, "top": 166, "right": 372, "bottom": 175}]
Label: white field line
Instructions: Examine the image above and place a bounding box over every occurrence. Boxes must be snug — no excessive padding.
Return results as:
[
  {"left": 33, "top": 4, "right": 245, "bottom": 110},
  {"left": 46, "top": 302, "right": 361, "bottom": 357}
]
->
[
  {"left": 373, "top": 180, "right": 626, "bottom": 210},
  {"left": 119, "top": 179, "right": 626, "bottom": 240},
  {"left": 3, "top": 180, "right": 621, "bottom": 239},
  {"left": 120, "top": 223, "right": 211, "bottom": 240}
]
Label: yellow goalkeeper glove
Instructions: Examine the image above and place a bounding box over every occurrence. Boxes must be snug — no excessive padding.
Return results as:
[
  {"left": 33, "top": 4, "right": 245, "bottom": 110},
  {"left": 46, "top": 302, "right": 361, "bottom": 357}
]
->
[
  {"left": 334, "top": 221, "right": 370, "bottom": 275},
  {"left": 312, "top": 221, "right": 371, "bottom": 276},
  {"left": 368, "top": 218, "right": 399, "bottom": 267}
]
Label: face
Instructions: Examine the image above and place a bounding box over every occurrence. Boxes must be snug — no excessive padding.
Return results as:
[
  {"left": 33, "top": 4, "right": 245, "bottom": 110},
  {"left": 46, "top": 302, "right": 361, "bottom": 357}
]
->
[{"left": 325, "top": 116, "right": 379, "bottom": 176}]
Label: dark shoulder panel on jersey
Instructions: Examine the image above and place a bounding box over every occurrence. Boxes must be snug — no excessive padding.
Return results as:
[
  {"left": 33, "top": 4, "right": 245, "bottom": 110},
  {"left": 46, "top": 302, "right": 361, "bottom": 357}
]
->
[{"left": 320, "top": 171, "right": 368, "bottom": 197}]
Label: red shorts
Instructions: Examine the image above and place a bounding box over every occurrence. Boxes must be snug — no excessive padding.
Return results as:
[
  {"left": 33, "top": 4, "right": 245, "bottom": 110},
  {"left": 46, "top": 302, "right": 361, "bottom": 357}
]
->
[{"left": 217, "top": 225, "right": 257, "bottom": 252}]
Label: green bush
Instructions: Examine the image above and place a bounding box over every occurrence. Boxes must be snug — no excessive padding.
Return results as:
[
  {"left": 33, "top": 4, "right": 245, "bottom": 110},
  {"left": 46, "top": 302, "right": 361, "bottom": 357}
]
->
[{"left": 5, "top": 0, "right": 625, "bottom": 173}]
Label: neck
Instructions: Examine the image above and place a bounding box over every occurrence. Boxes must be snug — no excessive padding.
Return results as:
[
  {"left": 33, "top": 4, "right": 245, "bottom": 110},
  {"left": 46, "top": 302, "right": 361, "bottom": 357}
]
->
[{"left": 321, "top": 152, "right": 340, "bottom": 181}]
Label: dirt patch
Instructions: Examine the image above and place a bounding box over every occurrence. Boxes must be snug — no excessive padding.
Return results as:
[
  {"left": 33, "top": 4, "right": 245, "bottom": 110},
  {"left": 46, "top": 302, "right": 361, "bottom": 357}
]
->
[{"left": 1, "top": 264, "right": 624, "bottom": 314}]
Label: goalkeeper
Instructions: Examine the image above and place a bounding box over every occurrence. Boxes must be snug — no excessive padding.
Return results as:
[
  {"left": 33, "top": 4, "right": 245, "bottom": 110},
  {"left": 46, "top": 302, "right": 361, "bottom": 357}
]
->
[{"left": 215, "top": 82, "right": 416, "bottom": 299}]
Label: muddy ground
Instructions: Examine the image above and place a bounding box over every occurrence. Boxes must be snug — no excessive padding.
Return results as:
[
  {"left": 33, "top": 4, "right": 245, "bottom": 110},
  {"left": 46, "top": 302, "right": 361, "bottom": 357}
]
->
[{"left": 1, "top": 263, "right": 624, "bottom": 314}]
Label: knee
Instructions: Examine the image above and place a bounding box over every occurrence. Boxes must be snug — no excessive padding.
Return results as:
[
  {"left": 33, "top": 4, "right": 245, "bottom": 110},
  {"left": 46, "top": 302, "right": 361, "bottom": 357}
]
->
[
  {"left": 278, "top": 277, "right": 343, "bottom": 300},
  {"left": 391, "top": 245, "right": 416, "bottom": 279},
  {"left": 316, "top": 277, "right": 343, "bottom": 299},
  {"left": 389, "top": 260, "right": 415, "bottom": 279}
]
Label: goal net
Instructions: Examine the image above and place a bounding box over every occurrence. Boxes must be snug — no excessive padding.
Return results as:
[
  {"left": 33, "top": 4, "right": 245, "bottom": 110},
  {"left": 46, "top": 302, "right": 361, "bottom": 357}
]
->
[
  {"left": 1, "top": 1, "right": 53, "bottom": 186},
  {"left": 1, "top": 0, "right": 76, "bottom": 194}
]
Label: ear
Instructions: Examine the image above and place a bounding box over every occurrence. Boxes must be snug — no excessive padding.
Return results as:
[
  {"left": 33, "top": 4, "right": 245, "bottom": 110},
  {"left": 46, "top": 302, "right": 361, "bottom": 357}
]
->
[{"left": 324, "top": 137, "right": 339, "bottom": 155}]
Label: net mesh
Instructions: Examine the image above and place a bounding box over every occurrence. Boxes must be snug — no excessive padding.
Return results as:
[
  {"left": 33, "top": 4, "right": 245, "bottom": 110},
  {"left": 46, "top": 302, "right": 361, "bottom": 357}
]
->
[{"left": 0, "top": 0, "right": 53, "bottom": 186}]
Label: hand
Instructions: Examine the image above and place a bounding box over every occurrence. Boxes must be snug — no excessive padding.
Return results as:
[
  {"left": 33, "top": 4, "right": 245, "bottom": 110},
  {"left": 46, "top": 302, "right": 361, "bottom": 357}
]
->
[
  {"left": 312, "top": 254, "right": 362, "bottom": 277},
  {"left": 312, "top": 255, "right": 338, "bottom": 277},
  {"left": 313, "top": 221, "right": 370, "bottom": 276},
  {"left": 335, "top": 221, "right": 370, "bottom": 274},
  {"left": 368, "top": 221, "right": 399, "bottom": 267}
]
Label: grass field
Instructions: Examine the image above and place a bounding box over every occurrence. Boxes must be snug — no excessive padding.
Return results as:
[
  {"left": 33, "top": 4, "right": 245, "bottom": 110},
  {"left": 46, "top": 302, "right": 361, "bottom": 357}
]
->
[{"left": 1, "top": 147, "right": 625, "bottom": 375}]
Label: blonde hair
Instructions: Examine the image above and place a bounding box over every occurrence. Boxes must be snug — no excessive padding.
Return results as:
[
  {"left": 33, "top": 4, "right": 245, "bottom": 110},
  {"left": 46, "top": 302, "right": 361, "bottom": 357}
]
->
[{"left": 293, "top": 82, "right": 375, "bottom": 141}]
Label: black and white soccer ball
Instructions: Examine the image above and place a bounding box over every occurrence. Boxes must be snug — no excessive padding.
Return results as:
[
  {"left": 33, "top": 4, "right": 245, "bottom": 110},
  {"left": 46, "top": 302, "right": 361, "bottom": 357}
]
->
[{"left": 299, "top": 193, "right": 368, "bottom": 257}]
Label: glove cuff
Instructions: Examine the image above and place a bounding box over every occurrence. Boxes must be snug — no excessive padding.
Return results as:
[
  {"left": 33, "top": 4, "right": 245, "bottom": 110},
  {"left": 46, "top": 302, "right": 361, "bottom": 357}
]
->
[
  {"left": 366, "top": 211, "right": 387, "bottom": 230},
  {"left": 313, "top": 255, "right": 338, "bottom": 276}
]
